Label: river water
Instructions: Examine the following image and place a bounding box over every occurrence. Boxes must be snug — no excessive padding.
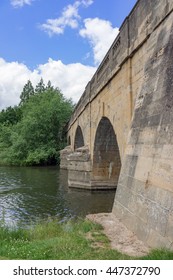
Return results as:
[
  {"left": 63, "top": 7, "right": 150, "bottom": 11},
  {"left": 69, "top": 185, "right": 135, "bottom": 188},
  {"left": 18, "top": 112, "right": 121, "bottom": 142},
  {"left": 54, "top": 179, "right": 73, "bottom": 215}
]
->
[{"left": 0, "top": 166, "right": 115, "bottom": 228}]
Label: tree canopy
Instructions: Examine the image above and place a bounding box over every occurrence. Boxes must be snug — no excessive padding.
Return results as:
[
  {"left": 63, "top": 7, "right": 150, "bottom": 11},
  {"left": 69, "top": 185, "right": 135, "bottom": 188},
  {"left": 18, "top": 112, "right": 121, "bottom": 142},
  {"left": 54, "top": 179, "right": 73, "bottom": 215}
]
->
[{"left": 0, "top": 79, "right": 74, "bottom": 166}]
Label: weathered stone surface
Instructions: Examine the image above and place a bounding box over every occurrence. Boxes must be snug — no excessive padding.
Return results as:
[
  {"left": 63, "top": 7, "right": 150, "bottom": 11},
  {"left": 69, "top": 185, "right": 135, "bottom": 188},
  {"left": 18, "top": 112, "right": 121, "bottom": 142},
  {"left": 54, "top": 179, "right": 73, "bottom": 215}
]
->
[
  {"left": 68, "top": 146, "right": 90, "bottom": 162},
  {"left": 60, "top": 0, "right": 173, "bottom": 248},
  {"left": 68, "top": 170, "right": 91, "bottom": 189},
  {"left": 67, "top": 146, "right": 92, "bottom": 189},
  {"left": 146, "top": 229, "right": 171, "bottom": 249},
  {"left": 60, "top": 146, "right": 72, "bottom": 169},
  {"left": 113, "top": 4, "right": 173, "bottom": 248}
]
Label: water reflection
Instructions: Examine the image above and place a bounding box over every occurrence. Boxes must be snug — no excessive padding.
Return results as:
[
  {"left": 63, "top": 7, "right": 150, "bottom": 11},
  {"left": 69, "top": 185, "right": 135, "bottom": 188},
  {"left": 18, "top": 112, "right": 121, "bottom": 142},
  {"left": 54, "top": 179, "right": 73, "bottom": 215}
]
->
[{"left": 0, "top": 166, "right": 115, "bottom": 227}]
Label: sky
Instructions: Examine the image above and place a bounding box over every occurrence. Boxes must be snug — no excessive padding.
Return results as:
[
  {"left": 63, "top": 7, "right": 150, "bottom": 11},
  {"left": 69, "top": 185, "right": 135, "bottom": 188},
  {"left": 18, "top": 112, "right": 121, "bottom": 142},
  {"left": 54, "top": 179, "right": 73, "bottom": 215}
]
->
[{"left": 0, "top": 0, "right": 137, "bottom": 110}]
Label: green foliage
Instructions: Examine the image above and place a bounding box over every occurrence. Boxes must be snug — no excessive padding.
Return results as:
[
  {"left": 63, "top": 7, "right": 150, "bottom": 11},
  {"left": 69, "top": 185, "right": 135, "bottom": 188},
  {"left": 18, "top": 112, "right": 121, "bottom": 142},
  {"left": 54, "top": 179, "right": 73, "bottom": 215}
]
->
[
  {"left": 0, "top": 106, "right": 22, "bottom": 125},
  {"left": 19, "top": 80, "right": 34, "bottom": 106},
  {"left": 0, "top": 219, "right": 130, "bottom": 260},
  {"left": 0, "top": 80, "right": 74, "bottom": 166},
  {"left": 34, "top": 78, "right": 46, "bottom": 95},
  {"left": 0, "top": 218, "right": 172, "bottom": 260}
]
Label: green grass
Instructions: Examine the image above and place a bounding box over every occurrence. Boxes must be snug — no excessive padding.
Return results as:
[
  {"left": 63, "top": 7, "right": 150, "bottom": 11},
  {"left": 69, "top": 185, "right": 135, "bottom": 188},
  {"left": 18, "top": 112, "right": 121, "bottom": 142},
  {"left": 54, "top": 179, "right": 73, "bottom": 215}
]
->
[
  {"left": 142, "top": 248, "right": 173, "bottom": 260},
  {"left": 0, "top": 218, "right": 172, "bottom": 260}
]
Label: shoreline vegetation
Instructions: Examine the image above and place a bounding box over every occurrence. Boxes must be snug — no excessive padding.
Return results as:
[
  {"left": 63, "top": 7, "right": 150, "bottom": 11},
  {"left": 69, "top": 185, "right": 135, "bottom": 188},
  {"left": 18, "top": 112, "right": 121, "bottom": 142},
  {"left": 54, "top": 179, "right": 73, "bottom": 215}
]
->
[
  {"left": 0, "top": 218, "right": 173, "bottom": 260},
  {"left": 0, "top": 79, "right": 74, "bottom": 167}
]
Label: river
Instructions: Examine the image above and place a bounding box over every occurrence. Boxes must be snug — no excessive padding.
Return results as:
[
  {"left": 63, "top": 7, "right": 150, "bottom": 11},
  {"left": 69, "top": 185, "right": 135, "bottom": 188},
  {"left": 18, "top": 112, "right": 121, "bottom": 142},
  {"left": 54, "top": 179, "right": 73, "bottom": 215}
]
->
[{"left": 0, "top": 166, "right": 115, "bottom": 227}]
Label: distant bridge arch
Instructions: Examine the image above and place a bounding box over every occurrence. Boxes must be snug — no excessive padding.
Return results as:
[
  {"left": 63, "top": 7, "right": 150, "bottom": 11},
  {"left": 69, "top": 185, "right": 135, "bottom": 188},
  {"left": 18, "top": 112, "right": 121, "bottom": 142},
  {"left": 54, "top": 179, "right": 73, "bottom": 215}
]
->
[
  {"left": 74, "top": 125, "right": 84, "bottom": 150},
  {"left": 68, "top": 136, "right": 71, "bottom": 146}
]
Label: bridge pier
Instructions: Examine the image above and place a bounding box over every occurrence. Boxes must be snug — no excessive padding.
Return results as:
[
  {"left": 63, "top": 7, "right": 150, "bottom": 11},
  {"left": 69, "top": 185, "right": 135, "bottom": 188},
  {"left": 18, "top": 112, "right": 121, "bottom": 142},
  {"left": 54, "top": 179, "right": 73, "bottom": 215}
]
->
[
  {"left": 67, "top": 146, "right": 92, "bottom": 189},
  {"left": 60, "top": 145, "right": 119, "bottom": 190},
  {"left": 60, "top": 146, "right": 92, "bottom": 189}
]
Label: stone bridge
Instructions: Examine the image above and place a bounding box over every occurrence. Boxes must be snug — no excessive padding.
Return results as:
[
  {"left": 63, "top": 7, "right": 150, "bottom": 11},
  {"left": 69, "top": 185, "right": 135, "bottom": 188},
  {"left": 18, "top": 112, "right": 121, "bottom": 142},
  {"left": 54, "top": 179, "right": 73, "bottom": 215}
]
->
[{"left": 60, "top": 0, "right": 173, "bottom": 248}]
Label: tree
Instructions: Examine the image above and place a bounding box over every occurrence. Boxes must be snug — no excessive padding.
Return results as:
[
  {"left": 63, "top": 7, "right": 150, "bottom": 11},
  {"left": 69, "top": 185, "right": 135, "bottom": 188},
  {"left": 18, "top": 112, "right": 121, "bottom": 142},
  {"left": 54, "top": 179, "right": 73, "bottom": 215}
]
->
[
  {"left": 0, "top": 106, "right": 22, "bottom": 125},
  {"left": 46, "top": 80, "right": 54, "bottom": 91},
  {"left": 0, "top": 80, "right": 74, "bottom": 166},
  {"left": 19, "top": 80, "right": 34, "bottom": 105},
  {"left": 35, "top": 78, "right": 45, "bottom": 95}
]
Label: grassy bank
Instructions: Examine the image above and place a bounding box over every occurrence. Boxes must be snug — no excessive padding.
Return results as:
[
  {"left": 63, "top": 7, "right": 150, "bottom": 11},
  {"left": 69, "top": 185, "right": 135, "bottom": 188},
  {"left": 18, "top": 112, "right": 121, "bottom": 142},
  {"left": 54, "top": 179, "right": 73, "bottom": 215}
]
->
[{"left": 0, "top": 219, "right": 172, "bottom": 260}]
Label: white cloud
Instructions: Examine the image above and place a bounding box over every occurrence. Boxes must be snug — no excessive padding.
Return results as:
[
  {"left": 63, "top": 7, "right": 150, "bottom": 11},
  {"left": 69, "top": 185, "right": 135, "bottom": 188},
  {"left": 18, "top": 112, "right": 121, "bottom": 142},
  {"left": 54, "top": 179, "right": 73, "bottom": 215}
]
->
[
  {"left": 11, "top": 0, "right": 34, "bottom": 8},
  {"left": 0, "top": 58, "right": 37, "bottom": 110},
  {"left": 40, "top": 0, "right": 93, "bottom": 36},
  {"left": 79, "top": 18, "right": 119, "bottom": 65},
  {"left": 81, "top": 0, "right": 94, "bottom": 7},
  {"left": 41, "top": 4, "right": 79, "bottom": 36},
  {"left": 38, "top": 59, "right": 96, "bottom": 101},
  {"left": 0, "top": 58, "right": 96, "bottom": 110}
]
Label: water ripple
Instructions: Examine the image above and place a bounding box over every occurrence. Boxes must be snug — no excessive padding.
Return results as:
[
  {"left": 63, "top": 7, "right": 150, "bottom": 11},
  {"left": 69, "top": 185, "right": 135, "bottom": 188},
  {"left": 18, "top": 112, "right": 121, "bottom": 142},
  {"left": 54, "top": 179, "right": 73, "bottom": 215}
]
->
[{"left": 0, "top": 166, "right": 115, "bottom": 228}]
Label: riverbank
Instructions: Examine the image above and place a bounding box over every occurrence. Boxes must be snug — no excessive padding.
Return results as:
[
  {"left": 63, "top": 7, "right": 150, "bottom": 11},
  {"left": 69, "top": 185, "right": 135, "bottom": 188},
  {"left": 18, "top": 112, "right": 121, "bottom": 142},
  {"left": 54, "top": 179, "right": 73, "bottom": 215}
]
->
[
  {"left": 0, "top": 218, "right": 173, "bottom": 260},
  {"left": 86, "top": 213, "right": 149, "bottom": 257}
]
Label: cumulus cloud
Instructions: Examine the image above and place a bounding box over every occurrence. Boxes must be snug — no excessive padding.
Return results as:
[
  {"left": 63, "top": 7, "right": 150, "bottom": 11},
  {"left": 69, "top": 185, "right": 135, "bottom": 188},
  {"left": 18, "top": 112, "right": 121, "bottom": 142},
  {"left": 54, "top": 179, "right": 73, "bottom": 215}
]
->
[
  {"left": 79, "top": 18, "right": 119, "bottom": 65},
  {"left": 37, "top": 59, "right": 96, "bottom": 101},
  {"left": 40, "top": 0, "right": 93, "bottom": 36},
  {"left": 11, "top": 0, "right": 34, "bottom": 8},
  {"left": 0, "top": 58, "right": 38, "bottom": 110},
  {"left": 0, "top": 58, "right": 96, "bottom": 110}
]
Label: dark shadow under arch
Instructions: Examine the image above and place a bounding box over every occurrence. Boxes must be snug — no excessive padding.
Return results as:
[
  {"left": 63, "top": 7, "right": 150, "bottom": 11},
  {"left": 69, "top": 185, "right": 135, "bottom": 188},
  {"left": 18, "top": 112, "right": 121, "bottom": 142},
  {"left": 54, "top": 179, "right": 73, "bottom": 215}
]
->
[
  {"left": 68, "top": 135, "right": 71, "bottom": 145},
  {"left": 93, "top": 117, "right": 121, "bottom": 187},
  {"left": 74, "top": 126, "right": 84, "bottom": 150}
]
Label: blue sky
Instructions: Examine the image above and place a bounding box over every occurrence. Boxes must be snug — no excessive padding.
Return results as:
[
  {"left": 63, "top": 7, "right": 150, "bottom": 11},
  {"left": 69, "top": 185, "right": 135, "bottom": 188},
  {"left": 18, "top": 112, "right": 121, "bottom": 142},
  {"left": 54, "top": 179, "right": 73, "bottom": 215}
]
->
[{"left": 0, "top": 0, "right": 136, "bottom": 110}]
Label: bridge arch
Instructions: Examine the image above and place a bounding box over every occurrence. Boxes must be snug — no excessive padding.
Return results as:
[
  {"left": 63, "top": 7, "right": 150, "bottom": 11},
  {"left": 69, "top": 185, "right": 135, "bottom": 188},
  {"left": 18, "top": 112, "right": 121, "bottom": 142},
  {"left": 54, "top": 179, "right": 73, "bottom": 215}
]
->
[
  {"left": 74, "top": 125, "right": 84, "bottom": 150},
  {"left": 92, "top": 117, "right": 121, "bottom": 188}
]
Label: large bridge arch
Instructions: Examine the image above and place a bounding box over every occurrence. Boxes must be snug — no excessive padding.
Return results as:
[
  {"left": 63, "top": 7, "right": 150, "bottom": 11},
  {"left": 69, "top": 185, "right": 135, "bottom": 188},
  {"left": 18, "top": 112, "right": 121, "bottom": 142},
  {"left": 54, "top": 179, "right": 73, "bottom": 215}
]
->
[{"left": 92, "top": 117, "right": 121, "bottom": 188}]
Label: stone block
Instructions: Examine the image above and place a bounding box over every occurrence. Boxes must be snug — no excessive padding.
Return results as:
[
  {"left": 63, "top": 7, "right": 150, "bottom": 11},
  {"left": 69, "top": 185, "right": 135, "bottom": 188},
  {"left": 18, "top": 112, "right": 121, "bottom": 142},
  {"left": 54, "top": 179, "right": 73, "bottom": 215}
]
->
[
  {"left": 128, "top": 193, "right": 148, "bottom": 223},
  {"left": 68, "top": 161, "right": 91, "bottom": 172},
  {"left": 146, "top": 229, "right": 171, "bottom": 249},
  {"left": 154, "top": 187, "right": 173, "bottom": 211},
  {"left": 138, "top": 127, "right": 157, "bottom": 144},
  {"left": 134, "top": 156, "right": 153, "bottom": 183},
  {"left": 118, "top": 174, "right": 134, "bottom": 189},
  {"left": 161, "top": 144, "right": 173, "bottom": 160},
  {"left": 147, "top": 201, "right": 169, "bottom": 237},
  {"left": 68, "top": 170, "right": 91, "bottom": 189},
  {"left": 115, "top": 183, "right": 131, "bottom": 208},
  {"left": 120, "top": 155, "right": 138, "bottom": 177},
  {"left": 149, "top": 158, "right": 173, "bottom": 192}
]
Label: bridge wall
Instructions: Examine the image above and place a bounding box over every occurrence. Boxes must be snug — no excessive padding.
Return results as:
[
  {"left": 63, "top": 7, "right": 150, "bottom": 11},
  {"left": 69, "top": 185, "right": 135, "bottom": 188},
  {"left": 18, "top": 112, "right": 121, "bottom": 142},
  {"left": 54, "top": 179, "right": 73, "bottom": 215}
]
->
[
  {"left": 60, "top": 0, "right": 173, "bottom": 248},
  {"left": 113, "top": 6, "right": 173, "bottom": 249},
  {"left": 67, "top": 0, "right": 173, "bottom": 156}
]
